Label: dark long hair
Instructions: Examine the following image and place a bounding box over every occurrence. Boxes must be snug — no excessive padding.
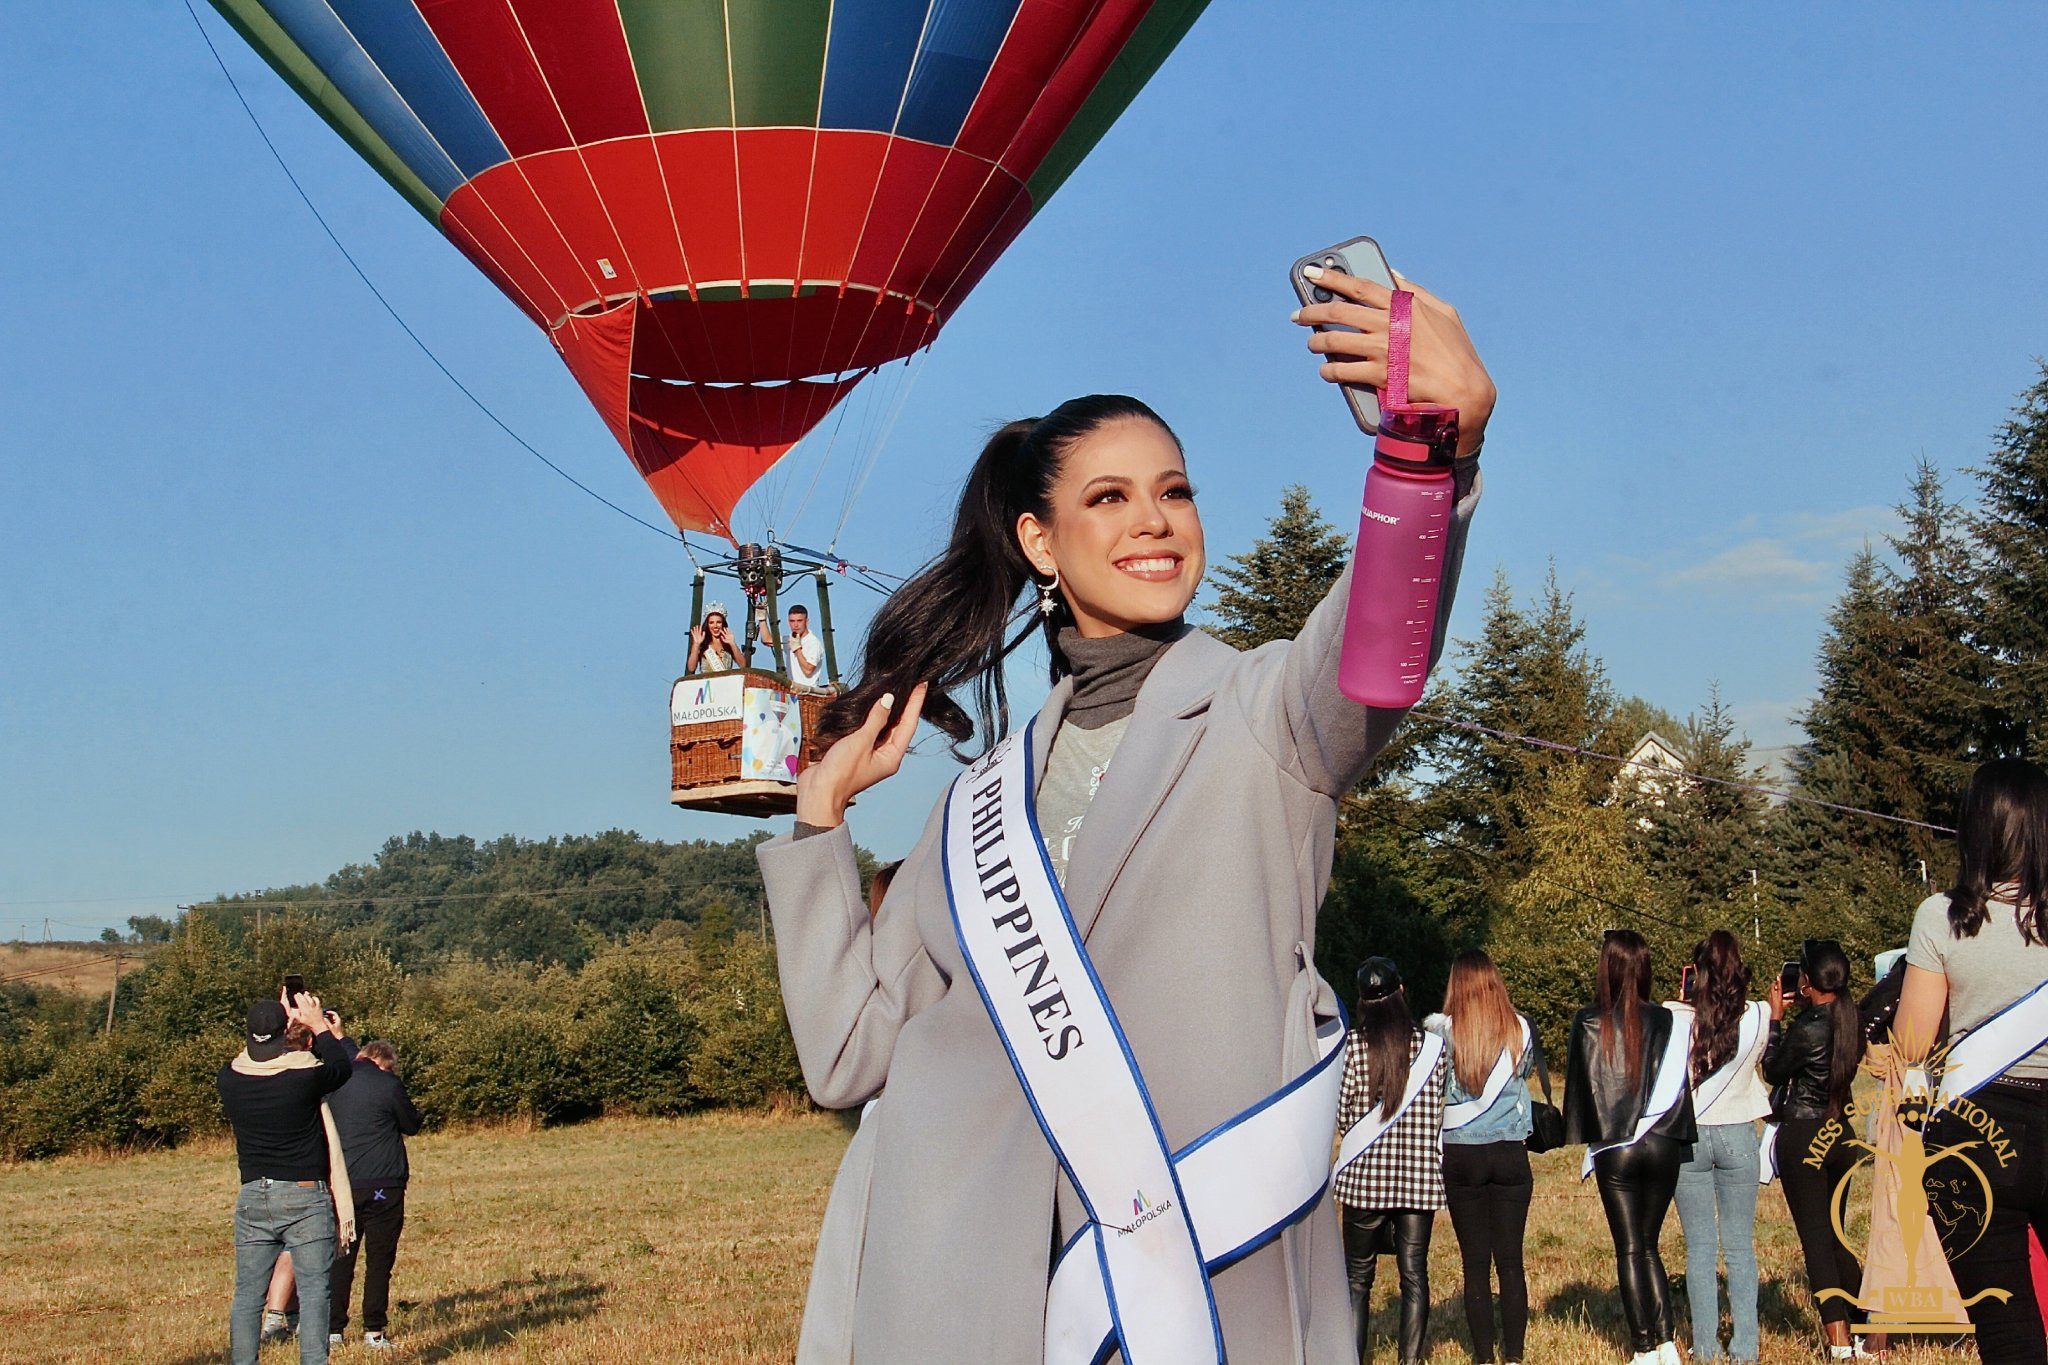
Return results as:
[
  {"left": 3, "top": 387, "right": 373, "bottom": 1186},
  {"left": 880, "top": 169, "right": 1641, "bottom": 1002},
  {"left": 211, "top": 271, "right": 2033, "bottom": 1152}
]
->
[
  {"left": 817, "top": 395, "right": 1180, "bottom": 756},
  {"left": 1859, "top": 956, "right": 1907, "bottom": 1047},
  {"left": 1688, "top": 929, "right": 1752, "bottom": 1087},
  {"left": 1597, "top": 929, "right": 1654, "bottom": 1092},
  {"left": 1356, "top": 987, "right": 1417, "bottom": 1121},
  {"left": 1801, "top": 939, "right": 1861, "bottom": 1114},
  {"left": 1947, "top": 758, "right": 2048, "bottom": 945}
]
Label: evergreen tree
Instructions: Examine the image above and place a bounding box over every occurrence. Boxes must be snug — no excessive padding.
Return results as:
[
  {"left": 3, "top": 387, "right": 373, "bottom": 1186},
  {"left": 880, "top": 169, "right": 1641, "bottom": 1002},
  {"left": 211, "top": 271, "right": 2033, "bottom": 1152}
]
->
[
  {"left": 1972, "top": 362, "right": 2048, "bottom": 760},
  {"left": 1632, "top": 685, "right": 1770, "bottom": 933},
  {"left": 1414, "top": 567, "right": 1621, "bottom": 881},
  {"left": 1203, "top": 485, "right": 1349, "bottom": 650}
]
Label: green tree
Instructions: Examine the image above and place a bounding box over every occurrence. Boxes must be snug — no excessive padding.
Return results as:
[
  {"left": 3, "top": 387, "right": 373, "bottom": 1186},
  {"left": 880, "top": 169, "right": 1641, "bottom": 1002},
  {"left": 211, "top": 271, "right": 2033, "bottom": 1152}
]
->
[
  {"left": 126, "top": 915, "right": 174, "bottom": 943},
  {"left": 1972, "top": 362, "right": 2048, "bottom": 760},
  {"left": 1203, "top": 485, "right": 1349, "bottom": 650},
  {"left": 1632, "top": 685, "right": 1770, "bottom": 933}
]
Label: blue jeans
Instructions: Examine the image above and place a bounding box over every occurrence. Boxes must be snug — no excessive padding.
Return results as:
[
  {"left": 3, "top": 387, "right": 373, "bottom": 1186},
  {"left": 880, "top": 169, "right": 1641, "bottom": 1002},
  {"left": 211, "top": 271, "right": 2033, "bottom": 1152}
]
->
[
  {"left": 231, "top": 1178, "right": 335, "bottom": 1365},
  {"left": 1674, "top": 1123, "right": 1761, "bottom": 1361}
]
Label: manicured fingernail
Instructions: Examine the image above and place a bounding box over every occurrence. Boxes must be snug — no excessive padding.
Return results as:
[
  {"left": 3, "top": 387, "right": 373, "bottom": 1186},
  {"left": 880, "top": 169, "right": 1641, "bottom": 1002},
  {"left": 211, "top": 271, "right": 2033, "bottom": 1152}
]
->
[
  {"left": 1301, "top": 264, "right": 1324, "bottom": 279},
  {"left": 1289, "top": 308, "right": 1302, "bottom": 322},
  {"left": 880, "top": 692, "right": 896, "bottom": 709}
]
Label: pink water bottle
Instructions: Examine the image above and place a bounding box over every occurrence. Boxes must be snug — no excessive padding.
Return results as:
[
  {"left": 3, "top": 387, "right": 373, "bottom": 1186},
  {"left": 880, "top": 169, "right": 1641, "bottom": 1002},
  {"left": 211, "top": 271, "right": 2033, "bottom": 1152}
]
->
[{"left": 1337, "top": 291, "right": 1460, "bottom": 708}]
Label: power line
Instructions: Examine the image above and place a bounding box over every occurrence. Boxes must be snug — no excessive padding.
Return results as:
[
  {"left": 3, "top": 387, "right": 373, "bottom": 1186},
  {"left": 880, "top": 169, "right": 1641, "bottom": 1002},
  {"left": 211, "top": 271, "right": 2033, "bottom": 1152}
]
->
[{"left": 1408, "top": 711, "right": 1958, "bottom": 836}]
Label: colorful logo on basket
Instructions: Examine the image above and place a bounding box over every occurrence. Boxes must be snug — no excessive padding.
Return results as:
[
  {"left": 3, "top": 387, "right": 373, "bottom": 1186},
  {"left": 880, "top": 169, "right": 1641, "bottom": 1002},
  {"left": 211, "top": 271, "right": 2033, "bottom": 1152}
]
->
[
  {"left": 671, "top": 675, "right": 744, "bottom": 726},
  {"left": 1132, "top": 1189, "right": 1152, "bottom": 1216},
  {"left": 1810, "top": 1037, "right": 2009, "bottom": 1334}
]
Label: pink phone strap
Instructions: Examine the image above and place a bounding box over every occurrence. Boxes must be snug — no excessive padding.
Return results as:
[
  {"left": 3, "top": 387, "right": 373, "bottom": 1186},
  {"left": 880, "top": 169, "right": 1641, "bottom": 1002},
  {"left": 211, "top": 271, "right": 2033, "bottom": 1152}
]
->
[{"left": 1383, "top": 289, "right": 1414, "bottom": 411}]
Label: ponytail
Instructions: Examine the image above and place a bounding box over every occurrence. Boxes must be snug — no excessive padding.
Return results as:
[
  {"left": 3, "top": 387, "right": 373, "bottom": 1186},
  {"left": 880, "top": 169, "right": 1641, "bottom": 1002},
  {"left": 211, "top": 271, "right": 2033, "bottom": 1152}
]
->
[
  {"left": 1800, "top": 939, "right": 1862, "bottom": 1115},
  {"left": 819, "top": 395, "right": 1177, "bottom": 757}
]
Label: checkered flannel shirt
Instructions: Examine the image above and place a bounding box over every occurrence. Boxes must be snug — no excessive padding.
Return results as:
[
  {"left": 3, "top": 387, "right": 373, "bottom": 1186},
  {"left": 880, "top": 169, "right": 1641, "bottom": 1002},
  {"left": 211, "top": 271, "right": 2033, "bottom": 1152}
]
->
[{"left": 1331, "top": 1026, "right": 1448, "bottom": 1210}]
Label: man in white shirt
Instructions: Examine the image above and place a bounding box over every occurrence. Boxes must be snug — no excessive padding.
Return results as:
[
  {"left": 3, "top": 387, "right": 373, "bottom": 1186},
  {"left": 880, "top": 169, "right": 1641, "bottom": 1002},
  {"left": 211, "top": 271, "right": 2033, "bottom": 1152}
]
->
[{"left": 785, "top": 604, "right": 832, "bottom": 693}]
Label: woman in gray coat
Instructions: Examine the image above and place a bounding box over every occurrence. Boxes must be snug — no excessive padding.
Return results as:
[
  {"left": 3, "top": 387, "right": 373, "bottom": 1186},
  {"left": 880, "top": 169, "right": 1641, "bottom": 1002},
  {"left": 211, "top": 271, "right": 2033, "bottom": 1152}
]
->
[{"left": 759, "top": 266, "right": 1495, "bottom": 1363}]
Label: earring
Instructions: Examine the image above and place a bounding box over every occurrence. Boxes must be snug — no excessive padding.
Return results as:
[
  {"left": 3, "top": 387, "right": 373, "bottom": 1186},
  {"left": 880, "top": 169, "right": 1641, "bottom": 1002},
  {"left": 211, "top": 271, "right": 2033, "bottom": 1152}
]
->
[{"left": 1037, "top": 566, "right": 1061, "bottom": 617}]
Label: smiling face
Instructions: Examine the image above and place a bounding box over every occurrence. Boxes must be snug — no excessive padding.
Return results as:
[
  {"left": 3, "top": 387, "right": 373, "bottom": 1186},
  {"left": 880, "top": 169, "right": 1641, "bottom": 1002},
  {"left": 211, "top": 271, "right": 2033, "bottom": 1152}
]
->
[{"left": 1015, "top": 417, "right": 1204, "bottom": 638}]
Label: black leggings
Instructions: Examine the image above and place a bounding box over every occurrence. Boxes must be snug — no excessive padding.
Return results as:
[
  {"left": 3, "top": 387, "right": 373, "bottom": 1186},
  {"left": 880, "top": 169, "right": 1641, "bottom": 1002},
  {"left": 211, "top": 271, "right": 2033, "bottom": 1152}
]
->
[
  {"left": 1775, "top": 1117, "right": 1863, "bottom": 1327},
  {"left": 1342, "top": 1205, "right": 1434, "bottom": 1365},
  {"left": 1925, "top": 1084, "right": 2048, "bottom": 1365},
  {"left": 1593, "top": 1134, "right": 1684, "bottom": 1352},
  {"left": 1443, "top": 1141, "right": 1532, "bottom": 1363}
]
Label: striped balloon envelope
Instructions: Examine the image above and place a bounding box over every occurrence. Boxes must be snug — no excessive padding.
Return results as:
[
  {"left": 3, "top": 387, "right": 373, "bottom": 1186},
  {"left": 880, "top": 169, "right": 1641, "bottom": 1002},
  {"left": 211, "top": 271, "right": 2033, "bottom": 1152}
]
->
[{"left": 209, "top": 0, "right": 1210, "bottom": 540}]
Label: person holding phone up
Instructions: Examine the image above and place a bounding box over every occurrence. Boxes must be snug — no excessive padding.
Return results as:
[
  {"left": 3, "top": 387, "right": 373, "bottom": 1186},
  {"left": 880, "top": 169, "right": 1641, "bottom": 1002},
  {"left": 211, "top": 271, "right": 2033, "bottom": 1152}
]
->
[{"left": 756, "top": 264, "right": 1492, "bottom": 1363}]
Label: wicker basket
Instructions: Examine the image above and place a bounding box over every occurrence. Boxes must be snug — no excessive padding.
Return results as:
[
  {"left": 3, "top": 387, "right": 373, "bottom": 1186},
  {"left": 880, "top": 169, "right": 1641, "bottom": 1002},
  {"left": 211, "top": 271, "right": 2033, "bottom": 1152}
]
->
[{"left": 670, "top": 672, "right": 836, "bottom": 814}]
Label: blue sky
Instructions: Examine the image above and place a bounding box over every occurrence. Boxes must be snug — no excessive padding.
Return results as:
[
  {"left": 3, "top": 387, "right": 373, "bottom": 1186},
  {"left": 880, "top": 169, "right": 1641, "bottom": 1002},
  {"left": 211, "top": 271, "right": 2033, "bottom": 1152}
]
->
[{"left": 3, "top": 2, "right": 2044, "bottom": 939}]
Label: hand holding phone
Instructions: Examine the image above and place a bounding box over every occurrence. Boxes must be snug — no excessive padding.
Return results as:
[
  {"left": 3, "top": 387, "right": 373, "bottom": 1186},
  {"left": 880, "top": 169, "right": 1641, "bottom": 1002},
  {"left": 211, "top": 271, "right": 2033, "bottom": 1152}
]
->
[
  {"left": 1679, "top": 964, "right": 1697, "bottom": 1002},
  {"left": 1289, "top": 236, "right": 1397, "bottom": 434}
]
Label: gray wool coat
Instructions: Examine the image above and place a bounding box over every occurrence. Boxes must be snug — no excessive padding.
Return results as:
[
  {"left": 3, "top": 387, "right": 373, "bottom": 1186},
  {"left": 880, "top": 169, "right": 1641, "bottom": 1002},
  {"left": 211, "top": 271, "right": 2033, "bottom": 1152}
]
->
[{"left": 759, "top": 484, "right": 1477, "bottom": 1364}]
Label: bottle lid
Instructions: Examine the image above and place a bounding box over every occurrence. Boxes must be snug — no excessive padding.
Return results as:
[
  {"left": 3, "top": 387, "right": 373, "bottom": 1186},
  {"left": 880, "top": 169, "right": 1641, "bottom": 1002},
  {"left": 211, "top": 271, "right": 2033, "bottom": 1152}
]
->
[{"left": 1375, "top": 404, "right": 1459, "bottom": 471}]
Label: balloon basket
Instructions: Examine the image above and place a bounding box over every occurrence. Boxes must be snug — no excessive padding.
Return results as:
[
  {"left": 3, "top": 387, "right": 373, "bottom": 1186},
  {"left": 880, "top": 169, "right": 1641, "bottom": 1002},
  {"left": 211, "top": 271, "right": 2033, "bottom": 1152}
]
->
[{"left": 670, "top": 671, "right": 835, "bottom": 818}]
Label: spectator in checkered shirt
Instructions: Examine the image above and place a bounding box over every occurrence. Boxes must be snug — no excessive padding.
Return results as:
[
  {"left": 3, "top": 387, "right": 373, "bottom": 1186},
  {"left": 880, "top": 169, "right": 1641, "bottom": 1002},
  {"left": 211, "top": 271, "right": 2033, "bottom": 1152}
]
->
[{"left": 1333, "top": 957, "right": 1449, "bottom": 1365}]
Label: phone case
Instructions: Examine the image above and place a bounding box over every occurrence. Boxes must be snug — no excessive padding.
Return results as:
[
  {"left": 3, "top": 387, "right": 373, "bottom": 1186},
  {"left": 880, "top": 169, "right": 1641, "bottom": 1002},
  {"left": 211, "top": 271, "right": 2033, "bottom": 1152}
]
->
[{"left": 1290, "top": 236, "right": 1396, "bottom": 435}]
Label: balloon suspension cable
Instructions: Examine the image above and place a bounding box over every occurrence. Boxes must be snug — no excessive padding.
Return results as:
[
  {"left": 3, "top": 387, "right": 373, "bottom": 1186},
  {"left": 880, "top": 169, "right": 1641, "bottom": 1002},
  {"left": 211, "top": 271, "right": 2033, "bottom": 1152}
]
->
[
  {"left": 829, "top": 346, "right": 932, "bottom": 555},
  {"left": 178, "top": 0, "right": 685, "bottom": 549}
]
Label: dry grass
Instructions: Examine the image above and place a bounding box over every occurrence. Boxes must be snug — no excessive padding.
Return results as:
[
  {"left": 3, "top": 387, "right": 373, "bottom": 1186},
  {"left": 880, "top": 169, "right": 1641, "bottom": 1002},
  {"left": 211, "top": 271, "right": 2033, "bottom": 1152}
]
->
[
  {"left": 0, "top": 1115, "right": 1980, "bottom": 1364},
  {"left": 1, "top": 941, "right": 153, "bottom": 995}
]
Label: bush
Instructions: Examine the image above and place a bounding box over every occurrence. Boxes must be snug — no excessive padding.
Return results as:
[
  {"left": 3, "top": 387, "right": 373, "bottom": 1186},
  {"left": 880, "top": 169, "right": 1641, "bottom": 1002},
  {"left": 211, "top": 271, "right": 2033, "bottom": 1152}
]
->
[
  {"left": 415, "top": 1006, "right": 594, "bottom": 1126},
  {"left": 138, "top": 1033, "right": 236, "bottom": 1145},
  {"left": 689, "top": 940, "right": 804, "bottom": 1108},
  {"left": 4, "top": 1036, "right": 149, "bottom": 1158}
]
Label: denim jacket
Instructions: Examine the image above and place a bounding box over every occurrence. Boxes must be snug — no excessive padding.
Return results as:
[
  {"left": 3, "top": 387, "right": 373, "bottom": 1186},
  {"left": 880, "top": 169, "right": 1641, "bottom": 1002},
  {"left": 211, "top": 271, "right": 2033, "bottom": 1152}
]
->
[{"left": 1424, "top": 1012, "right": 1535, "bottom": 1145}]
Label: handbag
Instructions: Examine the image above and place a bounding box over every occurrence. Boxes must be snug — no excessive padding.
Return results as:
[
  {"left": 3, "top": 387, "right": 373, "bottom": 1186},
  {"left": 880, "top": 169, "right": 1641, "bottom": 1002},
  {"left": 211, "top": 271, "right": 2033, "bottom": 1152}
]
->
[{"left": 1526, "top": 1035, "right": 1567, "bottom": 1154}]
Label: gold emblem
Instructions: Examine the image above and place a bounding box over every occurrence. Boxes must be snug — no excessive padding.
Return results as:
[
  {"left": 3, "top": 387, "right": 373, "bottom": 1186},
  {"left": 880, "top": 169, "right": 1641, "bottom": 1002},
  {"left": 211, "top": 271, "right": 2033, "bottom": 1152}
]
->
[{"left": 1810, "top": 1032, "right": 2009, "bottom": 1334}]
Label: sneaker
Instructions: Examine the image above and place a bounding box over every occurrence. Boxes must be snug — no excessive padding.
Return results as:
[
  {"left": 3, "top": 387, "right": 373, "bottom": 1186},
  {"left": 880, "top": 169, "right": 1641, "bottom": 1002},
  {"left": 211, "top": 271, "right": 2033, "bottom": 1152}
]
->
[
  {"left": 329, "top": 1333, "right": 344, "bottom": 1347},
  {"left": 364, "top": 1331, "right": 396, "bottom": 1351},
  {"left": 260, "top": 1311, "right": 294, "bottom": 1344},
  {"left": 1658, "top": 1342, "right": 1684, "bottom": 1365}
]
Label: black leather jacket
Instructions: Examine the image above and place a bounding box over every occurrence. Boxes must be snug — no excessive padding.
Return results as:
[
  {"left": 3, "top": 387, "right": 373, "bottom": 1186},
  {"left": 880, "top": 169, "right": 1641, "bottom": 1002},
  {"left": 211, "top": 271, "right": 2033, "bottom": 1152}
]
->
[
  {"left": 1563, "top": 1003, "right": 1697, "bottom": 1148},
  {"left": 1762, "top": 1006, "right": 1844, "bottom": 1121}
]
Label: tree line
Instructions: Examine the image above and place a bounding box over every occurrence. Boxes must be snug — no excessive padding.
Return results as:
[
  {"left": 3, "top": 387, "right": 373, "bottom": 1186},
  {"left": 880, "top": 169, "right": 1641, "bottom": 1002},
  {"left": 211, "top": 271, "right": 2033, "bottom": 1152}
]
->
[
  {"left": 1215, "top": 363, "right": 2048, "bottom": 1057},
  {"left": 4, "top": 363, "right": 2042, "bottom": 1159}
]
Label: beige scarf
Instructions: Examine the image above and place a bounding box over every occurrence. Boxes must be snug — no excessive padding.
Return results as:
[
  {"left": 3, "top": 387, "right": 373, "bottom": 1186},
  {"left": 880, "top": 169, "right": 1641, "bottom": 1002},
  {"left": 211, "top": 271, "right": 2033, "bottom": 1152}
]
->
[{"left": 231, "top": 1048, "right": 357, "bottom": 1249}]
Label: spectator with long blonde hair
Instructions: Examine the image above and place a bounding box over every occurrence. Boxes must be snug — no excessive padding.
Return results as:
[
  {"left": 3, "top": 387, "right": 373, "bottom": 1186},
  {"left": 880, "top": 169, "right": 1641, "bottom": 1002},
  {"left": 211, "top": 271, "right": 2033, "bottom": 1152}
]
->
[{"left": 1426, "top": 950, "right": 1537, "bottom": 1365}]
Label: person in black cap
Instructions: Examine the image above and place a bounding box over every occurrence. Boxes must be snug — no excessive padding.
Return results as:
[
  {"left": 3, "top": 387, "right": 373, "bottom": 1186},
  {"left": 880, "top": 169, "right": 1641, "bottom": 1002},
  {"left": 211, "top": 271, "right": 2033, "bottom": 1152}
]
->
[
  {"left": 218, "top": 988, "right": 354, "bottom": 1365},
  {"left": 1333, "top": 957, "right": 1449, "bottom": 1365}
]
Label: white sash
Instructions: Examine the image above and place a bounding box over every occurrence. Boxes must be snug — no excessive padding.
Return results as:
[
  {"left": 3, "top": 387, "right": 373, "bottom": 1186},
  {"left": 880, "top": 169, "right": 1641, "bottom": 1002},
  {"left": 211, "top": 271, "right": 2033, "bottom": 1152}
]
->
[
  {"left": 1931, "top": 976, "right": 2048, "bottom": 1107},
  {"left": 943, "top": 722, "right": 1346, "bottom": 1365},
  {"left": 1689, "top": 1000, "right": 1768, "bottom": 1119},
  {"left": 1334, "top": 1029, "right": 1444, "bottom": 1173},
  {"left": 1580, "top": 1007, "right": 1693, "bottom": 1180},
  {"left": 1442, "top": 1017, "right": 1529, "bottom": 1132}
]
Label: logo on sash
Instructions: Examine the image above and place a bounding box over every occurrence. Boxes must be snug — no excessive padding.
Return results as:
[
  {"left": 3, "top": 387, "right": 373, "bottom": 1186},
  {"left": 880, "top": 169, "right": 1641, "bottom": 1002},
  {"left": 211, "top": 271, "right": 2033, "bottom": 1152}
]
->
[{"left": 1807, "top": 1035, "right": 2006, "bottom": 1334}]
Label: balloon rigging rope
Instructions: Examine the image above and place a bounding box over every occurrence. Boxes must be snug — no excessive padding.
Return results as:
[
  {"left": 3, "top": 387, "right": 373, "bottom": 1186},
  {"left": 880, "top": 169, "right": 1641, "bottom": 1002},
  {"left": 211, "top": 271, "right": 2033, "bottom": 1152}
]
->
[
  {"left": 831, "top": 344, "right": 932, "bottom": 552},
  {"left": 178, "top": 0, "right": 700, "bottom": 564}
]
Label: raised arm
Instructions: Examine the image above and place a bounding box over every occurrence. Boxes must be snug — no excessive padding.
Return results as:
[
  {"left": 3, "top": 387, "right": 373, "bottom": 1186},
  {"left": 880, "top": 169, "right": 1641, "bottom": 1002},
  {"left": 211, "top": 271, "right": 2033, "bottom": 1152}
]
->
[
  {"left": 763, "top": 684, "right": 938, "bottom": 1107},
  {"left": 1273, "top": 270, "right": 1494, "bottom": 794}
]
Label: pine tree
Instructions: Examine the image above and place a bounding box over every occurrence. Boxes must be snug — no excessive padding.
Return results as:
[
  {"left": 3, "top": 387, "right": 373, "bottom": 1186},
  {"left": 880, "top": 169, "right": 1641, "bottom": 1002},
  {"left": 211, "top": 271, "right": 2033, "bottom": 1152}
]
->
[
  {"left": 1204, "top": 485, "right": 1350, "bottom": 650},
  {"left": 1632, "top": 684, "right": 1769, "bottom": 933},
  {"left": 1972, "top": 362, "right": 2048, "bottom": 760}
]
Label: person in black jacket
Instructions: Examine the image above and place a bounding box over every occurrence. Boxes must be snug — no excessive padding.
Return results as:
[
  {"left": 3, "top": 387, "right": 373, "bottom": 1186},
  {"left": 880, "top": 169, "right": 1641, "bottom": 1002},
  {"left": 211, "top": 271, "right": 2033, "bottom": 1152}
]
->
[
  {"left": 1764, "top": 938, "right": 1865, "bottom": 1359},
  {"left": 219, "top": 991, "right": 354, "bottom": 1365},
  {"left": 1565, "top": 929, "right": 1697, "bottom": 1365},
  {"left": 326, "top": 1039, "right": 422, "bottom": 1351}
]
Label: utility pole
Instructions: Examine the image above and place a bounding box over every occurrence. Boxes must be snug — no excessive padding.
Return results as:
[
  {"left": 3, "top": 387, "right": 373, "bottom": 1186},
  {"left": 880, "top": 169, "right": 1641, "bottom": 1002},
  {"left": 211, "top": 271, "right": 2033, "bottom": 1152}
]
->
[
  {"left": 104, "top": 953, "right": 124, "bottom": 1034},
  {"left": 1750, "top": 870, "right": 1760, "bottom": 943}
]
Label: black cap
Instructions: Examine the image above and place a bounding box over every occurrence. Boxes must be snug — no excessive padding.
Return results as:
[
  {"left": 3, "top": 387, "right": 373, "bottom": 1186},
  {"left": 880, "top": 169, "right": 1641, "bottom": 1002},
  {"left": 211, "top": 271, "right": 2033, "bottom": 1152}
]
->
[
  {"left": 1355, "top": 957, "right": 1404, "bottom": 1002},
  {"left": 246, "top": 999, "right": 289, "bottom": 1061}
]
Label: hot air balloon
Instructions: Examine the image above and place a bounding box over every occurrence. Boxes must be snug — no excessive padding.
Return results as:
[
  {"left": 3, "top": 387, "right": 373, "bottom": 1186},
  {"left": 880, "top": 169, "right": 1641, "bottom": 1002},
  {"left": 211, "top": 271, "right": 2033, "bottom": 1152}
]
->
[
  {"left": 205, "top": 0, "right": 1210, "bottom": 813},
  {"left": 208, "top": 0, "right": 1209, "bottom": 538}
]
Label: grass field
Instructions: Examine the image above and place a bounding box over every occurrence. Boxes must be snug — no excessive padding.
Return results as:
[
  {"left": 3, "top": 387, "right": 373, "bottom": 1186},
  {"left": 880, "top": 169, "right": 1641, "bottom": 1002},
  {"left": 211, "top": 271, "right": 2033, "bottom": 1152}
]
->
[
  {"left": 2, "top": 941, "right": 152, "bottom": 996},
  {"left": 0, "top": 1112, "right": 1980, "bottom": 1364}
]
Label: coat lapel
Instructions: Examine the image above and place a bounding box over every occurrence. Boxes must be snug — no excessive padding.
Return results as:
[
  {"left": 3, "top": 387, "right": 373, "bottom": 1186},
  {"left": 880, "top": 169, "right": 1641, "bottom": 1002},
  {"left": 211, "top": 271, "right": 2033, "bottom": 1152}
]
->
[{"left": 1053, "top": 629, "right": 1231, "bottom": 941}]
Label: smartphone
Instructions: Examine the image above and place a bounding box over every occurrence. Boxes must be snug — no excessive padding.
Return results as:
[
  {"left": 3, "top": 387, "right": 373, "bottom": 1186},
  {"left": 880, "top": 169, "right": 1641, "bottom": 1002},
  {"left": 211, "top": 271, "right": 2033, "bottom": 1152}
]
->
[
  {"left": 1679, "top": 964, "right": 1697, "bottom": 1002},
  {"left": 1289, "top": 235, "right": 1397, "bottom": 435},
  {"left": 283, "top": 973, "right": 306, "bottom": 1005},
  {"left": 1779, "top": 961, "right": 1802, "bottom": 999}
]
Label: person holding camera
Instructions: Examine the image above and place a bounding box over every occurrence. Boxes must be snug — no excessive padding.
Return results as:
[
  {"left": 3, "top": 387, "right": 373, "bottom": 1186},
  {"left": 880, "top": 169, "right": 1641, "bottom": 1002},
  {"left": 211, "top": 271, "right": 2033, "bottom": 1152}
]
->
[
  {"left": 1764, "top": 939, "right": 1864, "bottom": 1360},
  {"left": 324, "top": 1040, "right": 421, "bottom": 1352},
  {"left": 757, "top": 266, "right": 1491, "bottom": 1361},
  {"left": 217, "top": 989, "right": 355, "bottom": 1365}
]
